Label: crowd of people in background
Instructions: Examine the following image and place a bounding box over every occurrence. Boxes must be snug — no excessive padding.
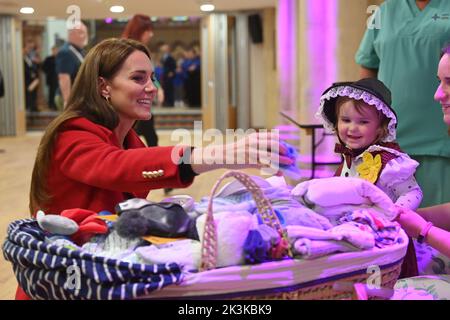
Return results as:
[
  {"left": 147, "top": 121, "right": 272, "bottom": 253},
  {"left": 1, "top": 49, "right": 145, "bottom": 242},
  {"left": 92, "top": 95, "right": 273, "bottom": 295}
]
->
[
  {"left": 151, "top": 42, "right": 201, "bottom": 108},
  {"left": 23, "top": 25, "right": 201, "bottom": 112}
]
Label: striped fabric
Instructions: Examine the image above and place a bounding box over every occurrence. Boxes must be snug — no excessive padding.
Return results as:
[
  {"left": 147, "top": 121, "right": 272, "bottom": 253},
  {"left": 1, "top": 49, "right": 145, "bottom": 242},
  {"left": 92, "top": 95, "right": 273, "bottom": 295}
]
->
[{"left": 2, "top": 219, "right": 183, "bottom": 300}]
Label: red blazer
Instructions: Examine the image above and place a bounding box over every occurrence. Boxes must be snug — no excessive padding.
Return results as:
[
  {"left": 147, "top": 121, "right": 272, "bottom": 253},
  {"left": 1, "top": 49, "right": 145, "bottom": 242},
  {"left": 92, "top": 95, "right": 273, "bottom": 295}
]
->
[{"left": 42, "top": 117, "right": 194, "bottom": 215}]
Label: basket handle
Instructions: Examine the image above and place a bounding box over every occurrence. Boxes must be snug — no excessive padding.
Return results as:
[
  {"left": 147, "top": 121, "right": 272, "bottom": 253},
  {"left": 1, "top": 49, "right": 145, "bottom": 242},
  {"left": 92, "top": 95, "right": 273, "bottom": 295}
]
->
[{"left": 200, "top": 170, "right": 292, "bottom": 271}]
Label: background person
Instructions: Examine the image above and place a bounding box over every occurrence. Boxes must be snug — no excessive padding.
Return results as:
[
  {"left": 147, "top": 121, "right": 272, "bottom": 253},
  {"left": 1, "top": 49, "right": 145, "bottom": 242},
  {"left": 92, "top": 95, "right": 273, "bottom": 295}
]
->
[
  {"left": 396, "top": 43, "right": 450, "bottom": 273},
  {"left": 55, "top": 22, "right": 88, "bottom": 109},
  {"left": 23, "top": 39, "right": 40, "bottom": 112},
  {"left": 42, "top": 45, "right": 59, "bottom": 110},
  {"left": 160, "top": 43, "right": 176, "bottom": 107},
  {"left": 121, "top": 14, "right": 161, "bottom": 148},
  {"left": 356, "top": 0, "right": 450, "bottom": 208}
]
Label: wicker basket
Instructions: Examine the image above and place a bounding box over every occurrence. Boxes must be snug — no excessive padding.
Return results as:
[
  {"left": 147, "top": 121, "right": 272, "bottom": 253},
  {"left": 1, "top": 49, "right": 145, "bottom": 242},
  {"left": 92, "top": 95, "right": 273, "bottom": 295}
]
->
[
  {"left": 196, "top": 170, "right": 403, "bottom": 300},
  {"left": 3, "top": 171, "right": 404, "bottom": 300}
]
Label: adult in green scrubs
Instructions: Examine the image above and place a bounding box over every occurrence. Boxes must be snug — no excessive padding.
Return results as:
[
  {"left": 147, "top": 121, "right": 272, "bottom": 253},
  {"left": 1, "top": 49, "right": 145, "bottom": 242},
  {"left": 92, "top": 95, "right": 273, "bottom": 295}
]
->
[{"left": 356, "top": 0, "right": 450, "bottom": 207}]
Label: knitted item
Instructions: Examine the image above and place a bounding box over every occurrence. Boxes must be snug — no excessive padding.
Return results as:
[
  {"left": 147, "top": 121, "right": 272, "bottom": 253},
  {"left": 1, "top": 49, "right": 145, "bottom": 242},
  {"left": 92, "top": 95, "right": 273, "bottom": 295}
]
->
[
  {"left": 114, "top": 202, "right": 197, "bottom": 240},
  {"left": 36, "top": 210, "right": 79, "bottom": 236},
  {"left": 279, "top": 141, "right": 302, "bottom": 180},
  {"left": 243, "top": 215, "right": 281, "bottom": 264},
  {"left": 60, "top": 208, "right": 108, "bottom": 245}
]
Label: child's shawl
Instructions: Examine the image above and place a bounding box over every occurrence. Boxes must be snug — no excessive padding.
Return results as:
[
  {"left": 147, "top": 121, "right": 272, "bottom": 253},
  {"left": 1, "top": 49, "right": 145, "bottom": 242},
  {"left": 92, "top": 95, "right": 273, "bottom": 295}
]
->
[{"left": 334, "top": 142, "right": 403, "bottom": 185}]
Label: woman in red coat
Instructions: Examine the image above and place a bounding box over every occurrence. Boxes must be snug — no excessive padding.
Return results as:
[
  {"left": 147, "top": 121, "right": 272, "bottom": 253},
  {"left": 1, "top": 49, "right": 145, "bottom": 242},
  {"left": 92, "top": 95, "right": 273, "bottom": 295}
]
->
[
  {"left": 17, "top": 38, "right": 290, "bottom": 299},
  {"left": 29, "top": 38, "right": 290, "bottom": 216}
]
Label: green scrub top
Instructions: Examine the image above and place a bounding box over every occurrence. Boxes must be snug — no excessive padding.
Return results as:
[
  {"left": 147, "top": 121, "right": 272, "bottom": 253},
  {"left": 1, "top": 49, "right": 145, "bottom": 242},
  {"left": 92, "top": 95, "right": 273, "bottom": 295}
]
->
[{"left": 356, "top": 0, "right": 450, "bottom": 157}]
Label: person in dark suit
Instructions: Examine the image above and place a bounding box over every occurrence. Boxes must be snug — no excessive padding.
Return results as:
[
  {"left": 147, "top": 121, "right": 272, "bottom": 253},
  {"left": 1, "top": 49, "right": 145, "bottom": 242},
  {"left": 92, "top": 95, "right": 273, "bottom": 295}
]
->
[
  {"left": 42, "top": 46, "right": 59, "bottom": 110},
  {"left": 23, "top": 39, "right": 40, "bottom": 112},
  {"left": 160, "top": 43, "right": 176, "bottom": 107},
  {"left": 183, "top": 47, "right": 201, "bottom": 107}
]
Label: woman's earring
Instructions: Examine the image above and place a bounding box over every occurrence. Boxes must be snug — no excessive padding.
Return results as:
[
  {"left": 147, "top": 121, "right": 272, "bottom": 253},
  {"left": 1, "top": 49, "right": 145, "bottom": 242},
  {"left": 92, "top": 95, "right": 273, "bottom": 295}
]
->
[{"left": 104, "top": 95, "right": 111, "bottom": 104}]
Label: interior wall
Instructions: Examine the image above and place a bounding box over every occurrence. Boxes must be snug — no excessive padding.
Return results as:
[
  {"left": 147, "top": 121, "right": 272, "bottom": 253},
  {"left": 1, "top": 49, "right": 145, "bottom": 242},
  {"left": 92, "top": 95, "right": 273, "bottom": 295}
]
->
[
  {"left": 250, "top": 42, "right": 265, "bottom": 128},
  {"left": 262, "top": 8, "right": 278, "bottom": 130},
  {"left": 201, "top": 15, "right": 215, "bottom": 131},
  {"left": 295, "top": 0, "right": 380, "bottom": 173},
  {"left": 0, "top": 15, "right": 25, "bottom": 136},
  {"left": 277, "top": 0, "right": 298, "bottom": 127},
  {"left": 250, "top": 8, "right": 278, "bottom": 129},
  {"left": 337, "top": 0, "right": 383, "bottom": 81}
]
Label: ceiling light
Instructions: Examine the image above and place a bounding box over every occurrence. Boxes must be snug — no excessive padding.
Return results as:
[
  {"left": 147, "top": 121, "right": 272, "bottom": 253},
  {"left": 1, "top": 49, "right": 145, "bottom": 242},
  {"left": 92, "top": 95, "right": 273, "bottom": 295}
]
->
[
  {"left": 200, "top": 4, "right": 215, "bottom": 12},
  {"left": 110, "top": 6, "right": 125, "bottom": 13},
  {"left": 20, "top": 7, "right": 34, "bottom": 14}
]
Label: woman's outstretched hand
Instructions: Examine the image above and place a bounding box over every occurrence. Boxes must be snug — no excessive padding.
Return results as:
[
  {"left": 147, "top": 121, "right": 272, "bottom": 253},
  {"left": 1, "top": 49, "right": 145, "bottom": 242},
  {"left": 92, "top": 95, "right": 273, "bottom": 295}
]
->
[{"left": 190, "top": 131, "right": 293, "bottom": 175}]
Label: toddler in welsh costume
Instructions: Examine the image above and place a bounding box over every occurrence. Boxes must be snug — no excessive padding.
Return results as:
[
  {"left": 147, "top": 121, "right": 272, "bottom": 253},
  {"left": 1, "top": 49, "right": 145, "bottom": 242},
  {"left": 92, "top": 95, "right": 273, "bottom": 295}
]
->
[{"left": 316, "top": 78, "right": 423, "bottom": 210}]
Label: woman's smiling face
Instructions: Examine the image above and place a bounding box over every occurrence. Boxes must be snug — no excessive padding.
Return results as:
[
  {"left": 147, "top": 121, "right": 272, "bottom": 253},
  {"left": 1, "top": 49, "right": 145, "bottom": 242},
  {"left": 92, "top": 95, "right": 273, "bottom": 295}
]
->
[
  {"left": 107, "top": 50, "right": 157, "bottom": 122},
  {"left": 435, "top": 53, "right": 450, "bottom": 126}
]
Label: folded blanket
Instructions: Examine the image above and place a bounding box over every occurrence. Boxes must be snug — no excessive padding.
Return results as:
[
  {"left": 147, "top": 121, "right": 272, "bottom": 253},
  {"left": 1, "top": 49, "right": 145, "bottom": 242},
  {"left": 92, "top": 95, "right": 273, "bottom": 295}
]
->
[
  {"left": 329, "top": 223, "right": 375, "bottom": 250},
  {"left": 287, "top": 225, "right": 343, "bottom": 242},
  {"left": 291, "top": 177, "right": 397, "bottom": 221},
  {"left": 276, "top": 203, "right": 333, "bottom": 230},
  {"left": 287, "top": 223, "right": 375, "bottom": 252},
  {"left": 339, "top": 209, "right": 401, "bottom": 247},
  {"left": 293, "top": 238, "right": 360, "bottom": 259},
  {"left": 81, "top": 230, "right": 143, "bottom": 262},
  {"left": 314, "top": 203, "right": 384, "bottom": 225},
  {"left": 135, "top": 240, "right": 201, "bottom": 271}
]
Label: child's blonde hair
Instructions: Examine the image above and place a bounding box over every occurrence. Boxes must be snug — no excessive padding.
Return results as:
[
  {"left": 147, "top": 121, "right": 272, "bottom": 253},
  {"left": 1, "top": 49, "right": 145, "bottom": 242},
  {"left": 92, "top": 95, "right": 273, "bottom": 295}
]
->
[{"left": 335, "top": 96, "right": 390, "bottom": 143}]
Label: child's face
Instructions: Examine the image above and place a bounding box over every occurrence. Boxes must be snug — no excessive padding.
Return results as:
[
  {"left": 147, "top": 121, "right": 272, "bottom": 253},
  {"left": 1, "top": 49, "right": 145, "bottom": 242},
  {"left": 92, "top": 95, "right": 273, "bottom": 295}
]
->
[
  {"left": 337, "top": 100, "right": 382, "bottom": 150},
  {"left": 435, "top": 53, "right": 450, "bottom": 126}
]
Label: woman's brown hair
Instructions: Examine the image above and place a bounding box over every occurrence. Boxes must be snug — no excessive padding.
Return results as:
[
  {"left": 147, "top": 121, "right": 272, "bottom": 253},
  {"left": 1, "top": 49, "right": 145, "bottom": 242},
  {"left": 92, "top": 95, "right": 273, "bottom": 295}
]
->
[{"left": 29, "top": 38, "right": 151, "bottom": 215}]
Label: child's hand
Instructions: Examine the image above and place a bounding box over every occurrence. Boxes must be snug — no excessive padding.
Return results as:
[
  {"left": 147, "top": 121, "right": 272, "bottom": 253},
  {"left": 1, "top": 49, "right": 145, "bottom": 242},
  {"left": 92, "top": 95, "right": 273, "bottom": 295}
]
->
[{"left": 394, "top": 206, "right": 428, "bottom": 238}]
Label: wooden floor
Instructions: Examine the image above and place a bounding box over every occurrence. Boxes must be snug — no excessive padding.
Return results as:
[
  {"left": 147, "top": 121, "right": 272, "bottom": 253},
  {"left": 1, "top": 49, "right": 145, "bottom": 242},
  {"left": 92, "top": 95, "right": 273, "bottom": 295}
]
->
[{"left": 0, "top": 130, "right": 267, "bottom": 299}]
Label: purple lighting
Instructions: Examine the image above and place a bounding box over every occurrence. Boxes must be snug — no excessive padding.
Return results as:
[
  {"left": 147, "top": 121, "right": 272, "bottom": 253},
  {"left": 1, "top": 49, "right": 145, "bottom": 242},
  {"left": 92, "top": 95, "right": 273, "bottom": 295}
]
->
[
  {"left": 307, "top": 0, "right": 339, "bottom": 164},
  {"left": 104, "top": 17, "right": 113, "bottom": 24},
  {"left": 277, "top": 0, "right": 297, "bottom": 121},
  {"left": 307, "top": 0, "right": 337, "bottom": 106}
]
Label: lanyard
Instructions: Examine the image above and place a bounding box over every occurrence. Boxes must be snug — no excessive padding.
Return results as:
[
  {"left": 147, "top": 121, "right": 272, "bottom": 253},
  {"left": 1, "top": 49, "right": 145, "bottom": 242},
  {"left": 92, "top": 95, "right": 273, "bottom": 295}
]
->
[
  {"left": 69, "top": 45, "right": 84, "bottom": 64},
  {"left": 24, "top": 55, "right": 33, "bottom": 68}
]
